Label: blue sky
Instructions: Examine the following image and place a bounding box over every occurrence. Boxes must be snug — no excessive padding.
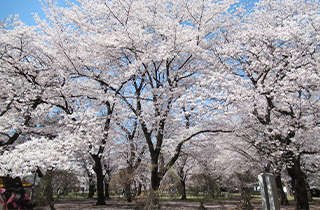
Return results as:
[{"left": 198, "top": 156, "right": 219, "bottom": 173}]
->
[
  {"left": 0, "top": 0, "right": 258, "bottom": 26},
  {"left": 0, "top": 0, "right": 72, "bottom": 25},
  {"left": 0, "top": 0, "right": 44, "bottom": 25}
]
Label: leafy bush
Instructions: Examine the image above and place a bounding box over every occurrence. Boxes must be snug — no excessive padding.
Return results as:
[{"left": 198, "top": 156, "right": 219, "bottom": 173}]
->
[
  {"left": 35, "top": 170, "right": 80, "bottom": 210},
  {"left": 189, "top": 173, "right": 219, "bottom": 209}
]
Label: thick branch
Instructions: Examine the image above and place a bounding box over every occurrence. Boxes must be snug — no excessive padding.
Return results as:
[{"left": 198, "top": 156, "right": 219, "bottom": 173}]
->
[
  {"left": 0, "top": 97, "right": 14, "bottom": 117},
  {"left": 160, "top": 129, "right": 232, "bottom": 177}
]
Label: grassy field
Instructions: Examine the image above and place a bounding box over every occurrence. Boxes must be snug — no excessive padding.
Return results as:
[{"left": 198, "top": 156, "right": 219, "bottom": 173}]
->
[
  {"left": 34, "top": 193, "right": 320, "bottom": 210},
  {"left": 56, "top": 191, "right": 319, "bottom": 203}
]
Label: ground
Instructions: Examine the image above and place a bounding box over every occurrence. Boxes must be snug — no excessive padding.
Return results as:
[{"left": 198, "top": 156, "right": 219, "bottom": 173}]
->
[{"left": 33, "top": 197, "right": 320, "bottom": 210}]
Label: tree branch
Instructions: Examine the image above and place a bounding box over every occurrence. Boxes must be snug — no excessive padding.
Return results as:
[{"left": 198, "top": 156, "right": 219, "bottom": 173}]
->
[{"left": 160, "top": 129, "right": 233, "bottom": 177}]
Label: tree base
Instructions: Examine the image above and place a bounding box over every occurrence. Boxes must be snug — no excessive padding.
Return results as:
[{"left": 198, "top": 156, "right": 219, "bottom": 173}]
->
[{"left": 198, "top": 202, "right": 207, "bottom": 210}]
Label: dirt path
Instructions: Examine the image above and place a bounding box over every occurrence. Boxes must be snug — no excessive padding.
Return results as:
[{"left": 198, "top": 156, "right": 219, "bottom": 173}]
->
[{"left": 33, "top": 198, "right": 320, "bottom": 209}]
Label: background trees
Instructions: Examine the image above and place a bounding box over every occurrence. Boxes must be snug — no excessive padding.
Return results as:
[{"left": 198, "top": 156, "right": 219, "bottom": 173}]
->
[{"left": 37, "top": 170, "right": 80, "bottom": 210}]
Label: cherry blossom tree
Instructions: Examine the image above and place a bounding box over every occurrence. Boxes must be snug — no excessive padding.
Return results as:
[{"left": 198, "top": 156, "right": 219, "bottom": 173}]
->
[
  {"left": 36, "top": 0, "right": 236, "bottom": 199},
  {"left": 0, "top": 17, "right": 54, "bottom": 147},
  {"left": 0, "top": 136, "right": 77, "bottom": 178},
  {"left": 0, "top": 13, "right": 82, "bottom": 181},
  {"left": 0, "top": 15, "right": 119, "bottom": 203},
  {"left": 216, "top": 0, "right": 320, "bottom": 208},
  {"left": 114, "top": 115, "right": 147, "bottom": 202},
  {"left": 172, "top": 152, "right": 195, "bottom": 200},
  {"left": 57, "top": 97, "right": 119, "bottom": 205}
]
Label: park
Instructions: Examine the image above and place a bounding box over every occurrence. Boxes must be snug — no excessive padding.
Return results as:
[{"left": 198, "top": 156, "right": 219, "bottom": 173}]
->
[{"left": 0, "top": 0, "right": 319, "bottom": 209}]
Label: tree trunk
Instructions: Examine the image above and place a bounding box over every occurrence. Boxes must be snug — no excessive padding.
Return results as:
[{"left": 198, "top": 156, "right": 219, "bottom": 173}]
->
[
  {"left": 132, "top": 181, "right": 137, "bottom": 197},
  {"left": 88, "top": 184, "right": 95, "bottom": 198},
  {"left": 287, "top": 156, "right": 309, "bottom": 210},
  {"left": 104, "top": 181, "right": 110, "bottom": 199},
  {"left": 43, "top": 172, "right": 57, "bottom": 210},
  {"left": 45, "top": 185, "right": 55, "bottom": 209},
  {"left": 124, "top": 182, "right": 133, "bottom": 202},
  {"left": 149, "top": 157, "right": 161, "bottom": 208},
  {"left": 275, "top": 173, "right": 289, "bottom": 205},
  {"left": 143, "top": 185, "right": 146, "bottom": 195},
  {"left": 198, "top": 201, "right": 207, "bottom": 210},
  {"left": 92, "top": 154, "right": 106, "bottom": 206},
  {"left": 137, "top": 183, "right": 142, "bottom": 196},
  {"left": 95, "top": 167, "right": 106, "bottom": 205},
  {"left": 148, "top": 188, "right": 160, "bottom": 209},
  {"left": 151, "top": 158, "right": 161, "bottom": 191},
  {"left": 180, "top": 179, "right": 187, "bottom": 200},
  {"left": 88, "top": 176, "right": 95, "bottom": 198},
  {"left": 49, "top": 204, "right": 56, "bottom": 210},
  {"left": 291, "top": 178, "right": 309, "bottom": 210},
  {"left": 306, "top": 180, "right": 313, "bottom": 202},
  {"left": 239, "top": 185, "right": 252, "bottom": 208}
]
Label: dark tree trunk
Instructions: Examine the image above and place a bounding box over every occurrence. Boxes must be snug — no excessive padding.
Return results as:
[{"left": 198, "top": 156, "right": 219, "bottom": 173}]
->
[
  {"left": 137, "top": 183, "right": 142, "bottom": 196},
  {"left": 143, "top": 185, "right": 146, "bottom": 194},
  {"left": 180, "top": 179, "right": 187, "bottom": 200},
  {"left": 132, "top": 181, "right": 137, "bottom": 197},
  {"left": 95, "top": 167, "right": 106, "bottom": 205},
  {"left": 275, "top": 173, "right": 289, "bottom": 205},
  {"left": 122, "top": 168, "right": 134, "bottom": 202},
  {"left": 239, "top": 185, "right": 253, "bottom": 208},
  {"left": 306, "top": 181, "right": 313, "bottom": 202},
  {"left": 88, "top": 176, "right": 95, "bottom": 198},
  {"left": 92, "top": 154, "right": 106, "bottom": 206},
  {"left": 291, "top": 178, "right": 309, "bottom": 210},
  {"left": 49, "top": 204, "right": 56, "bottom": 210},
  {"left": 151, "top": 158, "right": 161, "bottom": 191},
  {"left": 45, "top": 184, "right": 55, "bottom": 209},
  {"left": 198, "top": 201, "right": 207, "bottom": 210},
  {"left": 124, "top": 182, "right": 133, "bottom": 202},
  {"left": 42, "top": 171, "right": 59, "bottom": 210},
  {"left": 148, "top": 157, "right": 161, "bottom": 208},
  {"left": 287, "top": 156, "right": 309, "bottom": 210},
  {"left": 148, "top": 188, "right": 160, "bottom": 209},
  {"left": 104, "top": 181, "right": 110, "bottom": 199},
  {"left": 88, "top": 184, "right": 95, "bottom": 198}
]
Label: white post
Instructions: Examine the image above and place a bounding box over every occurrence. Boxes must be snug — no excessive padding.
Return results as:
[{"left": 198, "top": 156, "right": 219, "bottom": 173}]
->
[{"left": 258, "top": 173, "right": 280, "bottom": 210}]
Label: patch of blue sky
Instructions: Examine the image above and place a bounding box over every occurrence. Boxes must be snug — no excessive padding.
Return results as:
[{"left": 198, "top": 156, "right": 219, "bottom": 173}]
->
[
  {"left": 0, "top": 0, "right": 79, "bottom": 26},
  {"left": 231, "top": 0, "right": 259, "bottom": 12},
  {"left": 0, "top": 0, "right": 260, "bottom": 26}
]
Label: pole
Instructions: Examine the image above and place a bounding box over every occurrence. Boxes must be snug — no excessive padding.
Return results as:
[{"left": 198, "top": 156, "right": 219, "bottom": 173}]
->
[{"left": 258, "top": 173, "right": 280, "bottom": 210}]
